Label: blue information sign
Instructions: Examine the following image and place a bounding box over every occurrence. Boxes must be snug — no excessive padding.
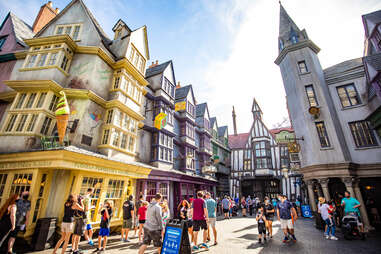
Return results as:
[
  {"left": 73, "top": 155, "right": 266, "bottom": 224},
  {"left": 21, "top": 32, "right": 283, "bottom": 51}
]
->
[
  {"left": 301, "top": 205, "right": 312, "bottom": 218},
  {"left": 161, "top": 226, "right": 182, "bottom": 254}
]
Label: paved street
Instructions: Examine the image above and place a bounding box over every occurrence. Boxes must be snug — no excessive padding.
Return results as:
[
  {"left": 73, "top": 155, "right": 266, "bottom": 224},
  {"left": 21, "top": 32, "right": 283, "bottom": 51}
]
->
[{"left": 29, "top": 217, "right": 381, "bottom": 254}]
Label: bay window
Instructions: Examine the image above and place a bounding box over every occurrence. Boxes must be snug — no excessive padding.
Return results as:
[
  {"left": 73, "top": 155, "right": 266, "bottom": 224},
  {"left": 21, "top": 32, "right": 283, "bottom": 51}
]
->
[{"left": 254, "top": 141, "right": 272, "bottom": 169}]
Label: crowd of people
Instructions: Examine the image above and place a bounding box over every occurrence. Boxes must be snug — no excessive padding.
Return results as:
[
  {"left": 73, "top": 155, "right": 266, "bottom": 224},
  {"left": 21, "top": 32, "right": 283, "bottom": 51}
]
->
[{"left": 0, "top": 187, "right": 371, "bottom": 253}]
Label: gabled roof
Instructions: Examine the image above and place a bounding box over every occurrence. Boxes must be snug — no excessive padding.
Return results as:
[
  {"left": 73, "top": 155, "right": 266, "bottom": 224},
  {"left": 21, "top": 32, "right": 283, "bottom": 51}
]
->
[
  {"left": 251, "top": 98, "right": 263, "bottom": 114},
  {"left": 112, "top": 19, "right": 131, "bottom": 33},
  {"left": 362, "top": 9, "right": 381, "bottom": 38},
  {"left": 1, "top": 12, "right": 34, "bottom": 47},
  {"left": 196, "top": 103, "right": 207, "bottom": 118},
  {"left": 35, "top": 0, "right": 115, "bottom": 58},
  {"left": 175, "top": 85, "right": 195, "bottom": 103},
  {"left": 218, "top": 126, "right": 228, "bottom": 137},
  {"left": 228, "top": 133, "right": 249, "bottom": 149},
  {"left": 145, "top": 60, "right": 171, "bottom": 78}
]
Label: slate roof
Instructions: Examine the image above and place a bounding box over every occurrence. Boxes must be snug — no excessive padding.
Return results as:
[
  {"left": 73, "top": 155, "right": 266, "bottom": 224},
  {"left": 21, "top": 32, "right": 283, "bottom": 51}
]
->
[
  {"left": 196, "top": 103, "right": 207, "bottom": 117},
  {"left": 145, "top": 60, "right": 171, "bottom": 78},
  {"left": 175, "top": 85, "right": 192, "bottom": 100},
  {"left": 363, "top": 52, "right": 381, "bottom": 82},
  {"left": 228, "top": 133, "right": 249, "bottom": 149},
  {"left": 218, "top": 126, "right": 228, "bottom": 137},
  {"left": 323, "top": 57, "right": 363, "bottom": 77},
  {"left": 8, "top": 12, "right": 34, "bottom": 47},
  {"left": 362, "top": 10, "right": 381, "bottom": 37}
]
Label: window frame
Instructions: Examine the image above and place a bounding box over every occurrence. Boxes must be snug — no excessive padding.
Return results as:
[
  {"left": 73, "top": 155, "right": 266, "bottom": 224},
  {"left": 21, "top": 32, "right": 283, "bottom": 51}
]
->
[
  {"left": 349, "top": 121, "right": 378, "bottom": 148},
  {"left": 298, "top": 61, "right": 308, "bottom": 74},
  {"left": 315, "top": 121, "right": 331, "bottom": 148},
  {"left": 54, "top": 24, "right": 83, "bottom": 41},
  {"left": 336, "top": 83, "right": 362, "bottom": 108},
  {"left": 305, "top": 85, "right": 319, "bottom": 107}
]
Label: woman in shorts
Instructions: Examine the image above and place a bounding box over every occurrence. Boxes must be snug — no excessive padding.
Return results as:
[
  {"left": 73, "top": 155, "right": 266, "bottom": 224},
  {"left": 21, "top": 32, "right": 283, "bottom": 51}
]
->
[
  {"left": 53, "top": 194, "right": 83, "bottom": 254},
  {"left": 264, "top": 197, "right": 275, "bottom": 238},
  {"left": 96, "top": 200, "right": 113, "bottom": 252},
  {"left": 137, "top": 201, "right": 148, "bottom": 243}
]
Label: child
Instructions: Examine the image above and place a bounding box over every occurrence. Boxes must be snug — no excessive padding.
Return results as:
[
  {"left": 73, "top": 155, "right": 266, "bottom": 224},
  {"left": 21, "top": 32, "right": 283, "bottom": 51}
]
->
[
  {"left": 256, "top": 205, "right": 267, "bottom": 244},
  {"left": 96, "top": 200, "right": 113, "bottom": 252},
  {"left": 137, "top": 201, "right": 148, "bottom": 243}
]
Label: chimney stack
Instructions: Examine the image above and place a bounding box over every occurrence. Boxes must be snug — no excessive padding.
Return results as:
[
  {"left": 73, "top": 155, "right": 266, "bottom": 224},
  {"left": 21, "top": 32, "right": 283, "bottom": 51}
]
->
[
  {"left": 148, "top": 60, "right": 159, "bottom": 69},
  {"left": 176, "top": 81, "right": 181, "bottom": 88},
  {"left": 232, "top": 106, "right": 237, "bottom": 136},
  {"left": 32, "top": 1, "right": 58, "bottom": 33}
]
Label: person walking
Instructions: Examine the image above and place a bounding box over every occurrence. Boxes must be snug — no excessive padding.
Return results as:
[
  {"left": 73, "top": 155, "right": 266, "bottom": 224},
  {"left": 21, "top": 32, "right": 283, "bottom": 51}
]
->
[
  {"left": 52, "top": 194, "right": 83, "bottom": 254},
  {"left": 277, "top": 194, "right": 297, "bottom": 243},
  {"left": 318, "top": 197, "right": 338, "bottom": 240},
  {"left": 256, "top": 205, "right": 267, "bottom": 244},
  {"left": 178, "top": 199, "right": 193, "bottom": 243},
  {"left": 241, "top": 197, "right": 247, "bottom": 217},
  {"left": 160, "top": 200, "right": 170, "bottom": 238},
  {"left": 248, "top": 196, "right": 253, "bottom": 216},
  {"left": 205, "top": 192, "right": 217, "bottom": 246},
  {"left": 134, "top": 195, "right": 144, "bottom": 237},
  {"left": 0, "top": 194, "right": 18, "bottom": 248},
  {"left": 191, "top": 191, "right": 209, "bottom": 251},
  {"left": 121, "top": 195, "right": 135, "bottom": 242},
  {"left": 83, "top": 188, "right": 94, "bottom": 246},
  {"left": 71, "top": 195, "right": 85, "bottom": 254},
  {"left": 8, "top": 191, "right": 31, "bottom": 254},
  {"left": 341, "top": 191, "right": 364, "bottom": 233},
  {"left": 221, "top": 196, "right": 230, "bottom": 219},
  {"left": 137, "top": 201, "right": 148, "bottom": 243},
  {"left": 95, "top": 200, "right": 113, "bottom": 252},
  {"left": 138, "top": 193, "right": 163, "bottom": 254},
  {"left": 264, "top": 197, "right": 275, "bottom": 238}
]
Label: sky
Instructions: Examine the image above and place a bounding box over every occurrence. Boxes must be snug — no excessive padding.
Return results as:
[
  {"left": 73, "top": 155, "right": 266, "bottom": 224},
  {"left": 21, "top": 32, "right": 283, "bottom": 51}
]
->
[{"left": 1, "top": 0, "right": 381, "bottom": 134}]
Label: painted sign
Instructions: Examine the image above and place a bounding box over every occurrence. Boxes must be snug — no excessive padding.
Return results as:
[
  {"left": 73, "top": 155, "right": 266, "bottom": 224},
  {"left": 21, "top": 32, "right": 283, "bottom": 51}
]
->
[
  {"left": 301, "top": 205, "right": 313, "bottom": 218},
  {"left": 154, "top": 113, "right": 167, "bottom": 130},
  {"left": 161, "top": 226, "right": 182, "bottom": 254},
  {"left": 175, "top": 101, "right": 186, "bottom": 111}
]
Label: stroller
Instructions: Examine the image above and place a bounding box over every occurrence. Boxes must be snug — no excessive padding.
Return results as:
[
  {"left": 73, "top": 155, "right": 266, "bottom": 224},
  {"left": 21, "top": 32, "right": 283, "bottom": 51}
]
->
[{"left": 341, "top": 212, "right": 365, "bottom": 240}]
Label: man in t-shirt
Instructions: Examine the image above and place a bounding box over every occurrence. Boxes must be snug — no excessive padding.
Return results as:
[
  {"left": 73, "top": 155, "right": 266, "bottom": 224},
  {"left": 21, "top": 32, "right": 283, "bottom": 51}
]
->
[
  {"left": 83, "top": 187, "right": 94, "bottom": 246},
  {"left": 341, "top": 190, "right": 363, "bottom": 233},
  {"left": 221, "top": 195, "right": 230, "bottom": 219},
  {"left": 138, "top": 193, "right": 163, "bottom": 254},
  {"left": 191, "top": 191, "right": 209, "bottom": 250},
  {"left": 277, "top": 194, "right": 297, "bottom": 243},
  {"left": 121, "top": 195, "right": 135, "bottom": 242},
  {"left": 7, "top": 191, "right": 31, "bottom": 254},
  {"left": 205, "top": 192, "right": 217, "bottom": 245},
  {"left": 134, "top": 195, "right": 144, "bottom": 237}
]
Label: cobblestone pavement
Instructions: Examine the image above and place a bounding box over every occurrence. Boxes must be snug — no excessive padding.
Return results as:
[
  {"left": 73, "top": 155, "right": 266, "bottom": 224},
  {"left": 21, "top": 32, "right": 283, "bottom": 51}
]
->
[{"left": 29, "top": 216, "right": 381, "bottom": 254}]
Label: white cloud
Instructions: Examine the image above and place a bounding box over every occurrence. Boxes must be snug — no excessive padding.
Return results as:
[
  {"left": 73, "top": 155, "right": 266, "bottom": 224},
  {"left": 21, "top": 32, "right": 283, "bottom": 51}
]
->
[{"left": 194, "top": 0, "right": 381, "bottom": 134}]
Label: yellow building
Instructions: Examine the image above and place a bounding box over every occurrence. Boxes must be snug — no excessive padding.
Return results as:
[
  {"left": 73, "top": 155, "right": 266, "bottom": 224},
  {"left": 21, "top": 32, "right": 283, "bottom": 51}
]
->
[{"left": 0, "top": 0, "right": 153, "bottom": 239}]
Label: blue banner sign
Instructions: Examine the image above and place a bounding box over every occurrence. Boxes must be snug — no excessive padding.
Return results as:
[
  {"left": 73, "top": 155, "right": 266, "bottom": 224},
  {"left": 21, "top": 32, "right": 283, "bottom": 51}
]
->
[
  {"left": 301, "top": 205, "right": 313, "bottom": 218},
  {"left": 161, "top": 226, "right": 182, "bottom": 254}
]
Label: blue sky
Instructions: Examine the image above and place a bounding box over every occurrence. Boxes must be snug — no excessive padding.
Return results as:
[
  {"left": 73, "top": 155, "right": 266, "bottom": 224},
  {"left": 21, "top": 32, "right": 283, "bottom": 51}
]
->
[{"left": 1, "top": 0, "right": 381, "bottom": 134}]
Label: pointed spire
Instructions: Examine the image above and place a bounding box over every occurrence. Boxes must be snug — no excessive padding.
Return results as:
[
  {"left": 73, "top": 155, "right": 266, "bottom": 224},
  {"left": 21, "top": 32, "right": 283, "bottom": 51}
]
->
[
  {"left": 232, "top": 106, "right": 237, "bottom": 136},
  {"left": 278, "top": 3, "right": 308, "bottom": 52}
]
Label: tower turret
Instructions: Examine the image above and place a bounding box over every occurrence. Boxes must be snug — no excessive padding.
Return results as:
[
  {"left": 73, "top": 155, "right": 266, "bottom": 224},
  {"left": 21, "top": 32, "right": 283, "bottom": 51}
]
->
[{"left": 232, "top": 106, "right": 237, "bottom": 135}]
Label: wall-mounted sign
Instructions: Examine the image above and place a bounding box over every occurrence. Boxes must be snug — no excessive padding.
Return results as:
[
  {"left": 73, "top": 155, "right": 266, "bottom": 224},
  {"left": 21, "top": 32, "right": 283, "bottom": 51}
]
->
[
  {"left": 287, "top": 142, "right": 300, "bottom": 153},
  {"left": 154, "top": 113, "right": 167, "bottom": 130},
  {"left": 308, "top": 106, "right": 320, "bottom": 119},
  {"left": 175, "top": 101, "right": 186, "bottom": 111}
]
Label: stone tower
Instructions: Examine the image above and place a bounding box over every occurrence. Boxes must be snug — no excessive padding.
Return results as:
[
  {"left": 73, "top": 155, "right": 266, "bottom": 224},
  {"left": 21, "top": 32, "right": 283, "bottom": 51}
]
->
[{"left": 274, "top": 3, "right": 351, "bottom": 168}]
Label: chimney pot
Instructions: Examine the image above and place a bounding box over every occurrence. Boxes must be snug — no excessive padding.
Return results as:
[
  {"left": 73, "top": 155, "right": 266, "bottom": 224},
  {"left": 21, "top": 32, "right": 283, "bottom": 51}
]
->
[
  {"left": 55, "top": 8, "right": 60, "bottom": 14},
  {"left": 155, "top": 60, "right": 158, "bottom": 64},
  {"left": 47, "top": 1, "right": 52, "bottom": 7},
  {"left": 176, "top": 81, "right": 181, "bottom": 88}
]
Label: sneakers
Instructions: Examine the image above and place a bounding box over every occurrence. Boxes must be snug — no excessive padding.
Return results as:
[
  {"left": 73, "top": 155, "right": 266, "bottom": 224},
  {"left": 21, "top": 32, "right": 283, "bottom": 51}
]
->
[
  {"left": 264, "top": 237, "right": 267, "bottom": 242},
  {"left": 325, "top": 235, "right": 330, "bottom": 239},
  {"left": 291, "top": 234, "right": 297, "bottom": 242},
  {"left": 258, "top": 238, "right": 262, "bottom": 244},
  {"left": 192, "top": 246, "right": 199, "bottom": 251},
  {"left": 330, "top": 236, "right": 338, "bottom": 240},
  {"left": 124, "top": 238, "right": 130, "bottom": 242},
  {"left": 200, "top": 243, "right": 209, "bottom": 249},
  {"left": 283, "top": 236, "right": 289, "bottom": 243}
]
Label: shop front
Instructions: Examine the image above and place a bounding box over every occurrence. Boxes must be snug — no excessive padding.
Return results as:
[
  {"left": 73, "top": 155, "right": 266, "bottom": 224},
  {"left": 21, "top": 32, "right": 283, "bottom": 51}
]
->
[
  {"left": 0, "top": 148, "right": 152, "bottom": 239},
  {"left": 136, "top": 168, "right": 217, "bottom": 218}
]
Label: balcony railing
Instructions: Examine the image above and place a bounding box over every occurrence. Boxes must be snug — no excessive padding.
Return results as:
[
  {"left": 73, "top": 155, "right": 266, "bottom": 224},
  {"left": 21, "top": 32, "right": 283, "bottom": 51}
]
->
[{"left": 40, "top": 136, "right": 70, "bottom": 150}]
